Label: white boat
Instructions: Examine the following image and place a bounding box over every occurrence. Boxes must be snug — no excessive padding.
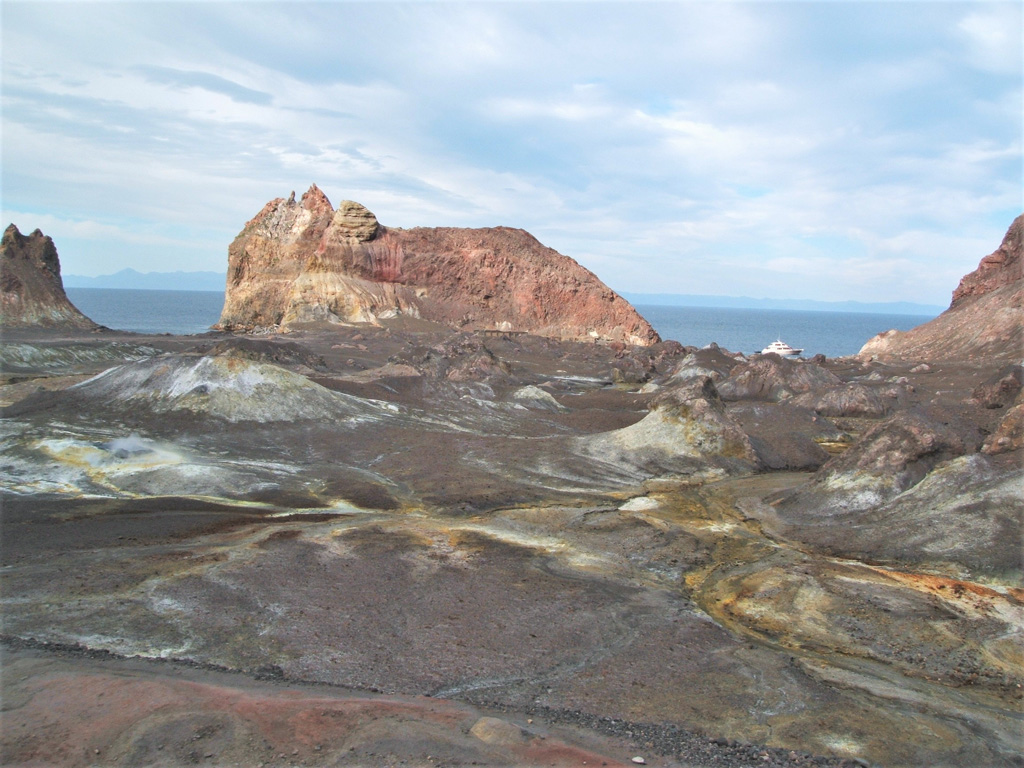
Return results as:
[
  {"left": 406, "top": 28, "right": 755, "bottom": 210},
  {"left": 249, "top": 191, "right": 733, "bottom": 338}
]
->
[{"left": 761, "top": 339, "right": 803, "bottom": 357}]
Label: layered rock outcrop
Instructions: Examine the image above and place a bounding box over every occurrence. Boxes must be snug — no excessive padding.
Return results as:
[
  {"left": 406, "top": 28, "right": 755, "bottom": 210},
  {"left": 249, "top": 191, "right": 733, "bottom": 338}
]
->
[
  {"left": 1, "top": 224, "right": 97, "bottom": 329},
  {"left": 218, "top": 185, "right": 659, "bottom": 346},
  {"left": 860, "top": 214, "right": 1023, "bottom": 361}
]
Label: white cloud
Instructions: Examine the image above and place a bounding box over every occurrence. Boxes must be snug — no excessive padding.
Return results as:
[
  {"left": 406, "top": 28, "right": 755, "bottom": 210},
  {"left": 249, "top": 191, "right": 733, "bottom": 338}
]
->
[
  {"left": 1, "top": 2, "right": 1020, "bottom": 305},
  {"left": 0, "top": 211, "right": 195, "bottom": 248},
  {"left": 958, "top": 5, "right": 1023, "bottom": 74}
]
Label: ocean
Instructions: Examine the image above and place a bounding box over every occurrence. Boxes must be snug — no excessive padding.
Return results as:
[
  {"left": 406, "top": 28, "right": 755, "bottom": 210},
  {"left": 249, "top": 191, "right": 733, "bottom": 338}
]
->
[
  {"left": 636, "top": 304, "right": 935, "bottom": 358},
  {"left": 63, "top": 288, "right": 935, "bottom": 359},
  {"left": 66, "top": 288, "right": 226, "bottom": 337}
]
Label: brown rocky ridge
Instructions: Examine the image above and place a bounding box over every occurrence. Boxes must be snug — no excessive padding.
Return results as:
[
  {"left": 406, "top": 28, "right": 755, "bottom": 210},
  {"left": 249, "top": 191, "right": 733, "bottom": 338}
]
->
[
  {"left": 217, "top": 185, "right": 660, "bottom": 345},
  {"left": 860, "top": 213, "right": 1023, "bottom": 361},
  {"left": 1, "top": 224, "right": 97, "bottom": 329}
]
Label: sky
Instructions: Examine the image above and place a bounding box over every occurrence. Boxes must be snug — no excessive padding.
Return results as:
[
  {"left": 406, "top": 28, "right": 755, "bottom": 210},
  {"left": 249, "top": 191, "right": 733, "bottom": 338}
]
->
[{"left": 1, "top": 1, "right": 1021, "bottom": 306}]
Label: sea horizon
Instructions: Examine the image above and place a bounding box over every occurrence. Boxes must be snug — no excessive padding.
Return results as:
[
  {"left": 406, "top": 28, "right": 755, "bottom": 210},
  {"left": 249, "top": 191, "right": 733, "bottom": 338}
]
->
[{"left": 65, "top": 287, "right": 931, "bottom": 358}]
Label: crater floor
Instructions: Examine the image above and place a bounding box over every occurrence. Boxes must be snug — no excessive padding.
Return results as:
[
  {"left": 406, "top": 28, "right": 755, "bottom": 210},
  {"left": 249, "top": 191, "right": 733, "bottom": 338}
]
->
[{"left": 2, "top": 325, "right": 1021, "bottom": 767}]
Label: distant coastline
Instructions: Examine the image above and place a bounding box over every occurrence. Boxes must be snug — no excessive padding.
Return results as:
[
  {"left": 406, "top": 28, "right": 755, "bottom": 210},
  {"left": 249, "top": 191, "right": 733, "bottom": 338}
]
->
[
  {"left": 63, "top": 268, "right": 226, "bottom": 292},
  {"left": 622, "top": 292, "right": 944, "bottom": 317},
  {"left": 63, "top": 270, "right": 945, "bottom": 317}
]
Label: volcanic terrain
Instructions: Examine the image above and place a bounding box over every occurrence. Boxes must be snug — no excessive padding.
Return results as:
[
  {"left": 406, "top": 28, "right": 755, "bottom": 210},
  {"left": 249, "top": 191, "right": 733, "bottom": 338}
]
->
[{"left": 1, "top": 211, "right": 1022, "bottom": 768}]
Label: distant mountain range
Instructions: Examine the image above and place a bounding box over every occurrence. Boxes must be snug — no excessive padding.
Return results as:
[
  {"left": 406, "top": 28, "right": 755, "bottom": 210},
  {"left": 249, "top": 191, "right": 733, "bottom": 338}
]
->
[
  {"left": 621, "top": 292, "right": 945, "bottom": 317},
  {"left": 63, "top": 268, "right": 226, "bottom": 292},
  {"left": 61, "top": 270, "right": 945, "bottom": 317}
]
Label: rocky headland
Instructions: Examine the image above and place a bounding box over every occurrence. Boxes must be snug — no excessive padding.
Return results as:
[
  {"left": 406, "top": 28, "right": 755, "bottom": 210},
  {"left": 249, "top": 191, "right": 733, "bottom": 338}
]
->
[
  {"left": 1, "top": 211, "right": 1022, "bottom": 768},
  {"left": 1, "top": 224, "right": 98, "bottom": 330},
  {"left": 217, "top": 185, "right": 660, "bottom": 346},
  {"left": 860, "top": 214, "right": 1023, "bottom": 362}
]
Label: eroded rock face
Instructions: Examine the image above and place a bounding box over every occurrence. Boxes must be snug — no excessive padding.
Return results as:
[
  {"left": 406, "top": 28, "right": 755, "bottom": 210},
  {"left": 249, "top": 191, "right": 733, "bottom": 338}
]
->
[
  {"left": 860, "top": 214, "right": 1023, "bottom": 361},
  {"left": 219, "top": 185, "right": 660, "bottom": 346},
  {"left": 1, "top": 224, "right": 97, "bottom": 329}
]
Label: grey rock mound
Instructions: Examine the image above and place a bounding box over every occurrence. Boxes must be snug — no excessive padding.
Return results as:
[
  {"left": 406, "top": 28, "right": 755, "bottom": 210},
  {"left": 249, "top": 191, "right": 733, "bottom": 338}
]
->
[
  {"left": 394, "top": 334, "right": 513, "bottom": 383},
  {"left": 717, "top": 355, "right": 841, "bottom": 402},
  {"left": 729, "top": 402, "right": 845, "bottom": 470},
  {"left": 70, "top": 355, "right": 394, "bottom": 423},
  {"left": 790, "top": 382, "right": 910, "bottom": 418},
  {"left": 197, "top": 337, "right": 329, "bottom": 373},
  {"left": 579, "top": 377, "right": 758, "bottom": 479},
  {"left": 843, "top": 455, "right": 1023, "bottom": 583},
  {"left": 778, "top": 407, "right": 980, "bottom": 515},
  {"left": 753, "top": 454, "right": 1023, "bottom": 586},
  {"left": 668, "top": 346, "right": 740, "bottom": 383}
]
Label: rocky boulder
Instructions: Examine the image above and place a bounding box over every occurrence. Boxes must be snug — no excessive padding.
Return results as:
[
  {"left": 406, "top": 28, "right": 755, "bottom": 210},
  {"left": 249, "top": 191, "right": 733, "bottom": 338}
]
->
[
  {"left": 777, "top": 407, "right": 981, "bottom": 515},
  {"left": 579, "top": 377, "right": 758, "bottom": 479},
  {"left": 218, "top": 185, "right": 660, "bottom": 346},
  {"left": 982, "top": 402, "right": 1024, "bottom": 455},
  {"left": 729, "top": 402, "right": 845, "bottom": 470},
  {"left": 609, "top": 340, "right": 687, "bottom": 385},
  {"left": 860, "top": 214, "right": 1023, "bottom": 361},
  {"left": 971, "top": 363, "right": 1023, "bottom": 409},
  {"left": 1, "top": 224, "right": 98, "bottom": 329},
  {"left": 790, "top": 382, "right": 910, "bottom": 418},
  {"left": 393, "top": 334, "right": 512, "bottom": 383},
  {"left": 716, "top": 354, "right": 841, "bottom": 402},
  {"left": 668, "top": 345, "right": 740, "bottom": 383}
]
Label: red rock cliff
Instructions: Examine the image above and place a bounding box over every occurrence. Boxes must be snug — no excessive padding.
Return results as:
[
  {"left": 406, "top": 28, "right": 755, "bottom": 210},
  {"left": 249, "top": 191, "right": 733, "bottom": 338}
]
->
[
  {"left": 1, "top": 224, "right": 98, "bottom": 329},
  {"left": 951, "top": 214, "right": 1023, "bottom": 307},
  {"left": 860, "top": 214, "right": 1023, "bottom": 361},
  {"left": 218, "top": 185, "right": 660, "bottom": 346}
]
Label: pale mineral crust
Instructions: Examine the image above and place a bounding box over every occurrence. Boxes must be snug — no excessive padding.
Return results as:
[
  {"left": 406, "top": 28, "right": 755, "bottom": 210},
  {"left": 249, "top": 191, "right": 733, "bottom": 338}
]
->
[
  {"left": 1, "top": 224, "right": 98, "bottom": 329},
  {"left": 860, "top": 214, "right": 1023, "bottom": 361},
  {"left": 218, "top": 185, "right": 660, "bottom": 346}
]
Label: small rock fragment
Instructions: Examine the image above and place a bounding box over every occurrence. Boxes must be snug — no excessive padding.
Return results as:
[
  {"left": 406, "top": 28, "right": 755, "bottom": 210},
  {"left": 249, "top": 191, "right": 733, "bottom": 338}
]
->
[{"left": 470, "top": 716, "right": 529, "bottom": 746}]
